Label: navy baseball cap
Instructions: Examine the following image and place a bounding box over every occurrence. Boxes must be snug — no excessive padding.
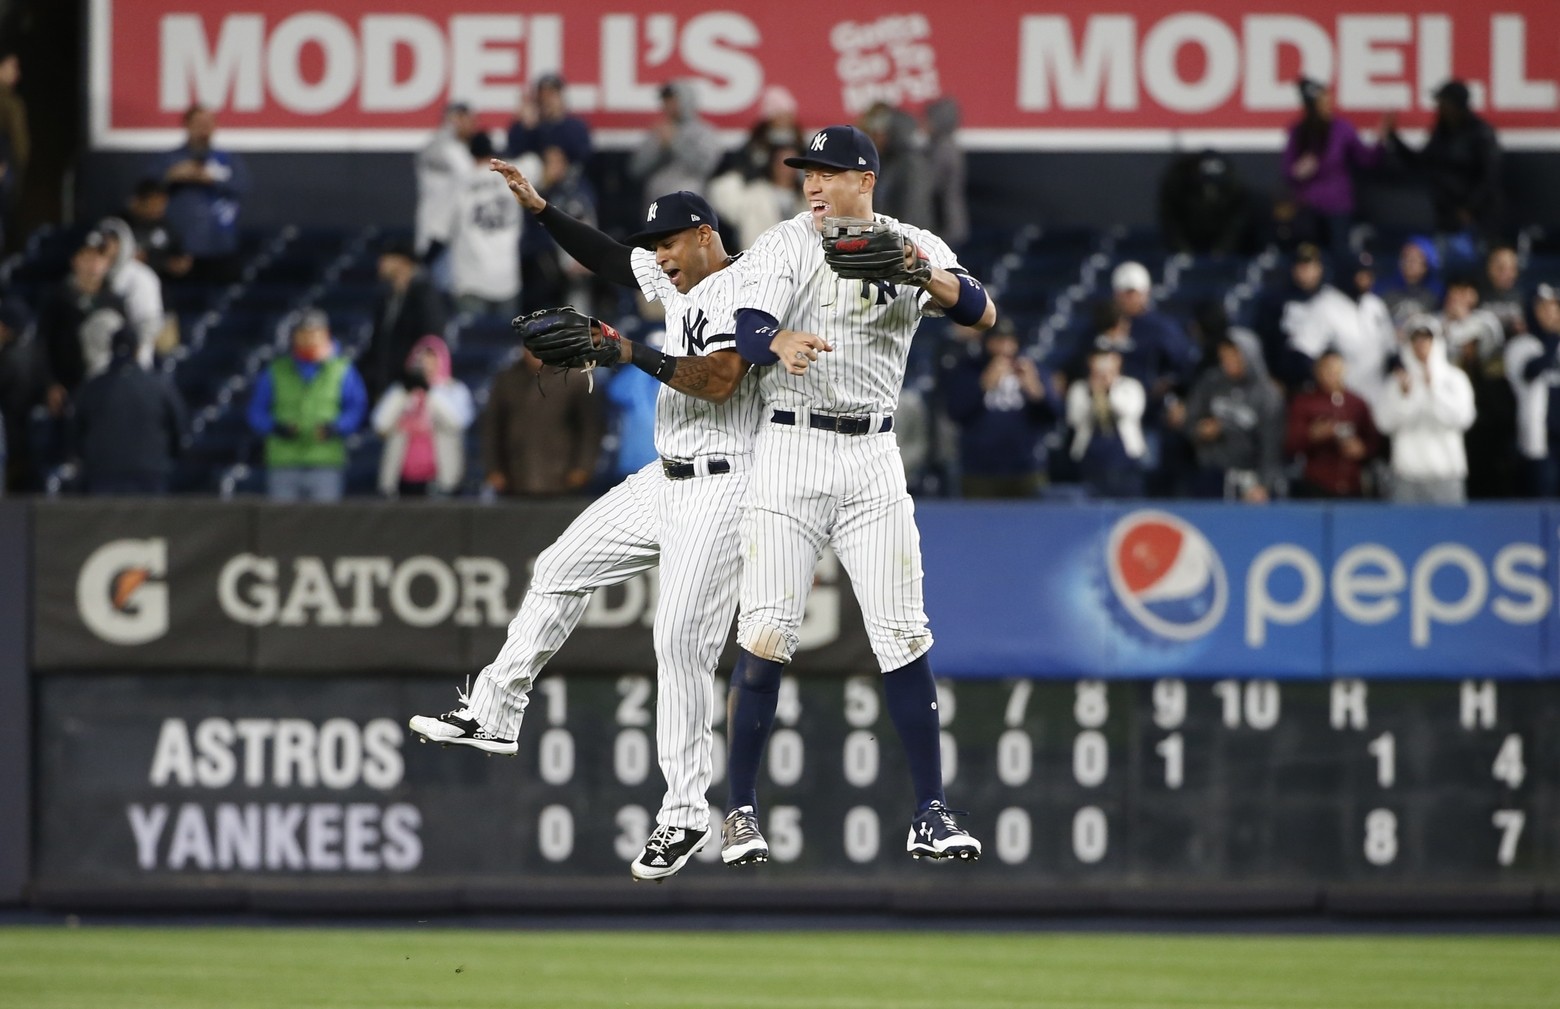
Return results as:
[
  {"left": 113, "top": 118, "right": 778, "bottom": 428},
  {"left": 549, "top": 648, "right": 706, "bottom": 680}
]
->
[
  {"left": 626, "top": 191, "right": 719, "bottom": 247},
  {"left": 785, "top": 125, "right": 880, "bottom": 174}
]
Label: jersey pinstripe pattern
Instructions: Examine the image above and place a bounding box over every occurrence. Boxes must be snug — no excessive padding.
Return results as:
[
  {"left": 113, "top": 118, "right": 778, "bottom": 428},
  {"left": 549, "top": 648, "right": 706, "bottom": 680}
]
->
[
  {"left": 630, "top": 247, "right": 763, "bottom": 460},
  {"left": 743, "top": 212, "right": 960, "bottom": 414},
  {"left": 462, "top": 253, "right": 763, "bottom": 832},
  {"left": 735, "top": 212, "right": 964, "bottom": 673}
]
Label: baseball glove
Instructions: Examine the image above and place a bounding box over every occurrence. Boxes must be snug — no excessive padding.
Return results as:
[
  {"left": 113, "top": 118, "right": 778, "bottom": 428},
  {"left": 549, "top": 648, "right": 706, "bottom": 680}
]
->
[
  {"left": 821, "top": 216, "right": 932, "bottom": 287},
  {"left": 513, "top": 307, "right": 622, "bottom": 370}
]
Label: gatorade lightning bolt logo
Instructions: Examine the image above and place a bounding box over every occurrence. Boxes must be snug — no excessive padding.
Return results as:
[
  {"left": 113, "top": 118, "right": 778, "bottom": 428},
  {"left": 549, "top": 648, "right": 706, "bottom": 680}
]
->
[{"left": 1104, "top": 511, "right": 1228, "bottom": 642}]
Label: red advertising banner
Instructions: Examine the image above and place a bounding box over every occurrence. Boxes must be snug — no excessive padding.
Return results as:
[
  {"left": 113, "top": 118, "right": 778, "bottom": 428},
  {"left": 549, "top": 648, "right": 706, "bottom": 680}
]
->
[{"left": 89, "top": 0, "right": 1560, "bottom": 151}]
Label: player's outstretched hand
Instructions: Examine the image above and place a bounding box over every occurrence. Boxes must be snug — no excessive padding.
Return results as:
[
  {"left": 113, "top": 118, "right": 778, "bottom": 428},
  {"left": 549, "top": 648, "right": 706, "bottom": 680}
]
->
[
  {"left": 771, "top": 329, "right": 832, "bottom": 376},
  {"left": 491, "top": 158, "right": 546, "bottom": 213}
]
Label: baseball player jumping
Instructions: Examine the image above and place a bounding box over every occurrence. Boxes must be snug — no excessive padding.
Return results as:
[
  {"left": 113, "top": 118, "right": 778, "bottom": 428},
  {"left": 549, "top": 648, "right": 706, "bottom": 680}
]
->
[
  {"left": 721, "top": 125, "right": 997, "bottom": 865},
  {"left": 409, "top": 162, "right": 761, "bottom": 882}
]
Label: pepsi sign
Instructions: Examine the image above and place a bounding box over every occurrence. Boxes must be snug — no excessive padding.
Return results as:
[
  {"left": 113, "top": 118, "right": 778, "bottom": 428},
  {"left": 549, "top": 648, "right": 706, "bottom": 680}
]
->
[{"left": 920, "top": 503, "right": 1554, "bottom": 679}]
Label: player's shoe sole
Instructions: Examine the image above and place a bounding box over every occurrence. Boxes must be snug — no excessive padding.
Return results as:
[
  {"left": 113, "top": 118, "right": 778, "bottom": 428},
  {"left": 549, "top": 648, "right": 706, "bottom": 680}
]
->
[
  {"left": 720, "top": 807, "right": 770, "bottom": 866},
  {"left": 906, "top": 801, "right": 982, "bottom": 861},
  {"left": 630, "top": 825, "right": 710, "bottom": 883},
  {"left": 408, "top": 712, "right": 517, "bottom": 755}
]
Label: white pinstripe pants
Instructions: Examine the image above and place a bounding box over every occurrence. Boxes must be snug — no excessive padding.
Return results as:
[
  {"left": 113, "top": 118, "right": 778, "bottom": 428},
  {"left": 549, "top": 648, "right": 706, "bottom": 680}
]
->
[
  {"left": 737, "top": 422, "right": 933, "bottom": 671},
  {"left": 467, "top": 458, "right": 749, "bottom": 830}
]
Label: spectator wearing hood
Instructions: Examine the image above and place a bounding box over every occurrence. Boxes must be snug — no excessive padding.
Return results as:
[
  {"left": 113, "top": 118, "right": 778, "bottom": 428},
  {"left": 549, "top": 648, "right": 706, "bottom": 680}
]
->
[
  {"left": 1373, "top": 315, "right": 1476, "bottom": 503},
  {"left": 37, "top": 228, "right": 127, "bottom": 414},
  {"left": 860, "top": 101, "right": 931, "bottom": 227},
  {"left": 707, "top": 137, "right": 803, "bottom": 253},
  {"left": 448, "top": 132, "right": 523, "bottom": 318},
  {"left": 415, "top": 102, "right": 479, "bottom": 290},
  {"left": 1286, "top": 249, "right": 1397, "bottom": 407},
  {"left": 365, "top": 237, "right": 448, "bottom": 399},
  {"left": 1282, "top": 78, "right": 1384, "bottom": 263},
  {"left": 1503, "top": 283, "right": 1560, "bottom": 496},
  {"left": 1285, "top": 348, "right": 1382, "bottom": 498},
  {"left": 246, "top": 310, "right": 368, "bottom": 502},
  {"left": 506, "top": 74, "right": 593, "bottom": 169},
  {"left": 1385, "top": 79, "right": 1504, "bottom": 241},
  {"left": 923, "top": 98, "right": 970, "bottom": 250},
  {"left": 1159, "top": 149, "right": 1252, "bottom": 256},
  {"left": 372, "top": 334, "right": 474, "bottom": 497},
  {"left": 1183, "top": 336, "right": 1284, "bottom": 501},
  {"left": 71, "top": 325, "right": 187, "bottom": 495},
  {"left": 942, "top": 317, "right": 1053, "bottom": 498},
  {"left": 99, "top": 217, "right": 165, "bottom": 367},
  {"left": 152, "top": 104, "right": 250, "bottom": 284},
  {"left": 1381, "top": 237, "right": 1442, "bottom": 324},
  {"left": 628, "top": 81, "right": 722, "bottom": 207}
]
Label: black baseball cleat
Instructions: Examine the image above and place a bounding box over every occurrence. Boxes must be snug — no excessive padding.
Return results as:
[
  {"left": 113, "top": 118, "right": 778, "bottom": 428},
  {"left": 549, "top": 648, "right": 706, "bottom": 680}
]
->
[
  {"left": 720, "top": 806, "right": 770, "bottom": 866},
  {"left": 906, "top": 801, "right": 982, "bottom": 861},
  {"left": 408, "top": 704, "right": 517, "bottom": 756},
  {"left": 630, "top": 823, "right": 709, "bottom": 882}
]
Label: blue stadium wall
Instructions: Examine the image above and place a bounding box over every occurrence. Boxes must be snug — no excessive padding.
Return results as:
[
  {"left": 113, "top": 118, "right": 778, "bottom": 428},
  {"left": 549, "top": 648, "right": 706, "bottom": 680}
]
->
[{"left": 8, "top": 499, "right": 1560, "bottom": 915}]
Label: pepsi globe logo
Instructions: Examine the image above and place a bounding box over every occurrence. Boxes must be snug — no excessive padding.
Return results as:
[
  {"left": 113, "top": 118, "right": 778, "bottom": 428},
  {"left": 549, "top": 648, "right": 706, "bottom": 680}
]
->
[{"left": 1105, "top": 511, "right": 1228, "bottom": 642}]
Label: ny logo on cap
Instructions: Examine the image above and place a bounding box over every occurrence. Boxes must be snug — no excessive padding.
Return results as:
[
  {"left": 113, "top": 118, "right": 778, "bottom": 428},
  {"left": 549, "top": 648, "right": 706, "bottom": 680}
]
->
[
  {"left": 810, "top": 132, "right": 828, "bottom": 151},
  {"left": 647, "top": 202, "right": 658, "bottom": 221}
]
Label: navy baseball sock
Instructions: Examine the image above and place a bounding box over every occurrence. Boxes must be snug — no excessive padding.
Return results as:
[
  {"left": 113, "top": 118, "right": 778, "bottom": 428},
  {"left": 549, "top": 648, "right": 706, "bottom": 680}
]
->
[
  {"left": 883, "top": 655, "right": 946, "bottom": 812},
  {"left": 726, "top": 649, "right": 783, "bottom": 811}
]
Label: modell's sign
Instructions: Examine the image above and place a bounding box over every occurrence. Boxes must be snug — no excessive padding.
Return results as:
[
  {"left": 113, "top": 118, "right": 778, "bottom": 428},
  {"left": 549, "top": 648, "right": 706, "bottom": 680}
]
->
[{"left": 90, "top": 0, "right": 1560, "bottom": 150}]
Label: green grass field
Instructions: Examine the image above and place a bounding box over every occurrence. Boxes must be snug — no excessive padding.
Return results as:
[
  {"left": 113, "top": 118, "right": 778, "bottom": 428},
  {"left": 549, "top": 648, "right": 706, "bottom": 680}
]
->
[{"left": 1, "top": 926, "right": 1557, "bottom": 1009}]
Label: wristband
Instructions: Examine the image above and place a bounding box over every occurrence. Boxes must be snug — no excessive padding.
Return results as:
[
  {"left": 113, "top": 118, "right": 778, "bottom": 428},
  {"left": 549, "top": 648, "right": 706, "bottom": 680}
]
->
[
  {"left": 946, "top": 273, "right": 990, "bottom": 326},
  {"left": 629, "top": 340, "right": 678, "bottom": 382}
]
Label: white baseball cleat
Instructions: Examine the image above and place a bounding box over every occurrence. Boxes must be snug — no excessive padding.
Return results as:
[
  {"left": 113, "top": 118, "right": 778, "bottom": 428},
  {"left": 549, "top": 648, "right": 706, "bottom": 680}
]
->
[
  {"left": 408, "top": 703, "right": 517, "bottom": 756},
  {"left": 630, "top": 823, "right": 710, "bottom": 882},
  {"left": 906, "top": 801, "right": 982, "bottom": 861}
]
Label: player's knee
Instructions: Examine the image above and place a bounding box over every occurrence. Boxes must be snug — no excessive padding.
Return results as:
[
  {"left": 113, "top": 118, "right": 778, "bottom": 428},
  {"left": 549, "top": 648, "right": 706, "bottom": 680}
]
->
[{"left": 739, "top": 623, "right": 796, "bottom": 664}]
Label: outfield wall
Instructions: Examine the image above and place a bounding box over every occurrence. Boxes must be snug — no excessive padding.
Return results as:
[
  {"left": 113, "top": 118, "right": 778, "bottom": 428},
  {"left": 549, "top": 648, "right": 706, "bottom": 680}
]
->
[{"left": 12, "top": 500, "right": 1560, "bottom": 914}]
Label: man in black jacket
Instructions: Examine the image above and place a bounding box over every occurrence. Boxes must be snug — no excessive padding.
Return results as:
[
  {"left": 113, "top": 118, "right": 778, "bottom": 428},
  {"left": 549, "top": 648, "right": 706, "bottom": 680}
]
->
[
  {"left": 72, "top": 325, "right": 187, "bottom": 494},
  {"left": 1386, "top": 79, "right": 1504, "bottom": 240},
  {"left": 365, "top": 237, "right": 448, "bottom": 398},
  {"left": 37, "top": 229, "right": 127, "bottom": 414}
]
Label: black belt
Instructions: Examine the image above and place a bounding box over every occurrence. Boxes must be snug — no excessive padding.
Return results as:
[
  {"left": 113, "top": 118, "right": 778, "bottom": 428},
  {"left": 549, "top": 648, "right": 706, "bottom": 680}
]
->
[
  {"left": 662, "top": 457, "right": 731, "bottom": 480},
  {"left": 770, "top": 410, "right": 893, "bottom": 435}
]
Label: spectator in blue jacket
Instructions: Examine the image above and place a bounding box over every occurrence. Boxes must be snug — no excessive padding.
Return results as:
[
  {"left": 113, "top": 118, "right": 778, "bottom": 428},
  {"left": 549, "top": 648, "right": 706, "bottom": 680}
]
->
[
  {"left": 942, "top": 318, "right": 1053, "bottom": 498},
  {"left": 72, "top": 325, "right": 187, "bottom": 494},
  {"left": 246, "top": 310, "right": 368, "bottom": 502},
  {"left": 506, "top": 74, "right": 592, "bottom": 169},
  {"left": 153, "top": 105, "right": 251, "bottom": 284}
]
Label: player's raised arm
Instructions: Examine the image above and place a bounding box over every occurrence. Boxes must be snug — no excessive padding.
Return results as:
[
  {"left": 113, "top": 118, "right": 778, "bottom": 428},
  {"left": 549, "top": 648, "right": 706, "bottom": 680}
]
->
[{"left": 489, "top": 157, "right": 638, "bottom": 288}]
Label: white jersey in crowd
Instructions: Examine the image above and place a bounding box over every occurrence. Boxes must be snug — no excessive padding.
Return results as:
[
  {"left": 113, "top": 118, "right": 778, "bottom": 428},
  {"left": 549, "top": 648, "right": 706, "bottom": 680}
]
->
[
  {"left": 414, "top": 129, "right": 471, "bottom": 253},
  {"left": 629, "top": 246, "right": 763, "bottom": 459},
  {"left": 1285, "top": 284, "right": 1396, "bottom": 406},
  {"left": 447, "top": 167, "right": 522, "bottom": 302},
  {"left": 740, "top": 211, "right": 959, "bottom": 412}
]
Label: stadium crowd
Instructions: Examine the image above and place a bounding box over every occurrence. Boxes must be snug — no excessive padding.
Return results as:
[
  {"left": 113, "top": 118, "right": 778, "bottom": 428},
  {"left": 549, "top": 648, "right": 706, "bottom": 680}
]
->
[{"left": 0, "top": 69, "right": 1555, "bottom": 506}]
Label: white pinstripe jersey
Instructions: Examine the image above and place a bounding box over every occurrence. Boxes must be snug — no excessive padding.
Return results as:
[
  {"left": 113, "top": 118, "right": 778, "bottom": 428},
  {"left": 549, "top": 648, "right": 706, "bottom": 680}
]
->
[
  {"left": 629, "top": 247, "right": 764, "bottom": 459},
  {"left": 739, "top": 211, "right": 961, "bottom": 414}
]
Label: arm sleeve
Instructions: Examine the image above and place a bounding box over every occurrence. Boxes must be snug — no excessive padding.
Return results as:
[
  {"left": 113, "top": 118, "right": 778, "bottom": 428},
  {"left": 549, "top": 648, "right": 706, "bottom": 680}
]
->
[
  {"left": 246, "top": 371, "right": 275, "bottom": 435},
  {"left": 371, "top": 387, "right": 406, "bottom": 436},
  {"left": 335, "top": 366, "right": 369, "bottom": 435},
  {"left": 735, "top": 308, "right": 781, "bottom": 365},
  {"left": 533, "top": 203, "right": 638, "bottom": 289}
]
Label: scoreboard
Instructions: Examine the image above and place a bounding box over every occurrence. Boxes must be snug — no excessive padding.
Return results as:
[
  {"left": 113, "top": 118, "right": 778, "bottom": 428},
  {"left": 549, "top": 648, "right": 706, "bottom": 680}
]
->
[{"left": 31, "top": 673, "right": 1560, "bottom": 912}]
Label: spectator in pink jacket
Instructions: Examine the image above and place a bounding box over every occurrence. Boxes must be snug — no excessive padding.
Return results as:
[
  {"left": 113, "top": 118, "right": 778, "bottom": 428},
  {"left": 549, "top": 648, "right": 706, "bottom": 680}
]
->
[{"left": 1283, "top": 78, "right": 1384, "bottom": 264}]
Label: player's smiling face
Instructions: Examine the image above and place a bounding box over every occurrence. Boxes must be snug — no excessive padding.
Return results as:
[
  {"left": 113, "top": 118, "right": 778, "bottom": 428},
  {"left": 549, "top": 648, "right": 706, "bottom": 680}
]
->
[
  {"left": 653, "top": 227, "right": 711, "bottom": 294},
  {"left": 803, "top": 168, "right": 873, "bottom": 231}
]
